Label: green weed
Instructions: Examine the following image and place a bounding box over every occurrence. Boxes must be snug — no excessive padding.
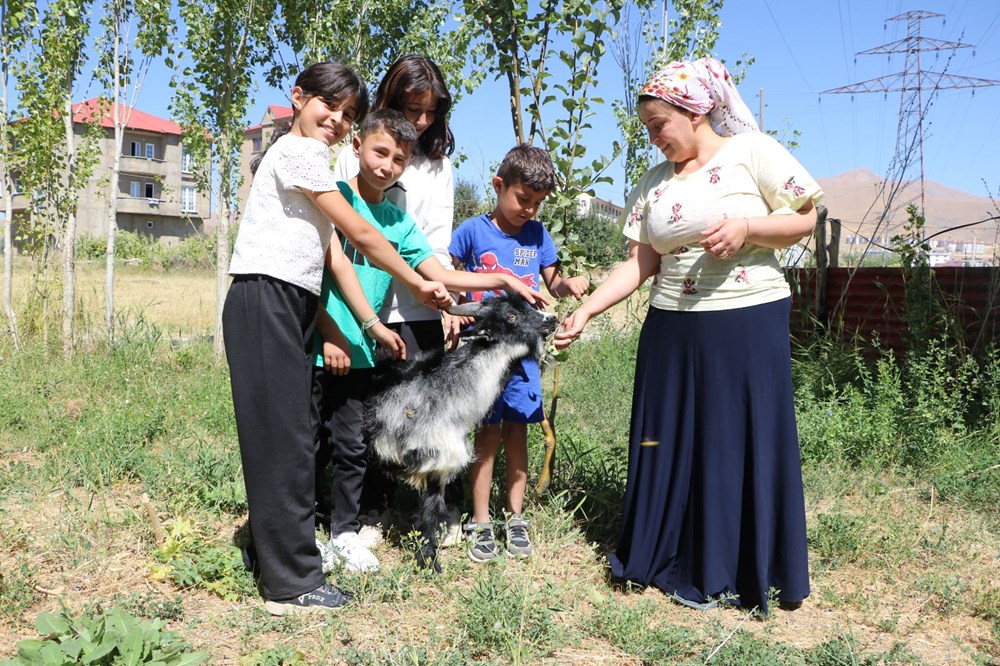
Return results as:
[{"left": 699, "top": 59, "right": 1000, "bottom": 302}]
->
[
  {"left": 807, "top": 512, "right": 869, "bottom": 570},
  {"left": 0, "top": 562, "right": 39, "bottom": 623},
  {"left": 591, "top": 597, "right": 699, "bottom": 664},
  {"left": 3, "top": 606, "right": 207, "bottom": 665},
  {"left": 150, "top": 519, "right": 255, "bottom": 601},
  {"left": 459, "top": 567, "right": 563, "bottom": 665}
]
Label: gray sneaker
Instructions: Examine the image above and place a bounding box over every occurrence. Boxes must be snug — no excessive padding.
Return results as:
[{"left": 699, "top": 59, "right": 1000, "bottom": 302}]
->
[
  {"left": 505, "top": 514, "right": 533, "bottom": 558},
  {"left": 464, "top": 521, "right": 499, "bottom": 563}
]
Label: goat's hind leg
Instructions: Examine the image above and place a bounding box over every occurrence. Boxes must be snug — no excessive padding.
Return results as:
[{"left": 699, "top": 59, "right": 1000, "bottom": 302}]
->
[{"left": 414, "top": 479, "right": 446, "bottom": 574}]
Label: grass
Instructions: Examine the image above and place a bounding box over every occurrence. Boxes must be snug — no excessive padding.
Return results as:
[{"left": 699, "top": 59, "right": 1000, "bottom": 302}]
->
[{"left": 0, "top": 265, "right": 998, "bottom": 664}]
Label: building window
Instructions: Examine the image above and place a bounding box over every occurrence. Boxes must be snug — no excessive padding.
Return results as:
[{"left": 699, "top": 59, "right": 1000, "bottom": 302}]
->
[
  {"left": 144, "top": 182, "right": 155, "bottom": 198},
  {"left": 11, "top": 174, "right": 23, "bottom": 194},
  {"left": 130, "top": 141, "right": 141, "bottom": 157},
  {"left": 181, "top": 147, "right": 194, "bottom": 173},
  {"left": 130, "top": 181, "right": 141, "bottom": 198},
  {"left": 145, "top": 143, "right": 155, "bottom": 159},
  {"left": 146, "top": 221, "right": 154, "bottom": 229},
  {"left": 252, "top": 137, "right": 262, "bottom": 152},
  {"left": 181, "top": 186, "right": 197, "bottom": 213}
]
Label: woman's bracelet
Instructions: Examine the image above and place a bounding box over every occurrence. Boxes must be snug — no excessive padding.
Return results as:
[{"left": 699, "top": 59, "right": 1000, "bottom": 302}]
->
[
  {"left": 740, "top": 217, "right": 751, "bottom": 248},
  {"left": 361, "top": 316, "right": 380, "bottom": 332}
]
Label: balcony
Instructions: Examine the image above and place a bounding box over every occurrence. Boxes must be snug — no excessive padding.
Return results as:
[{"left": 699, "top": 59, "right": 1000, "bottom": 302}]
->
[
  {"left": 119, "top": 155, "right": 168, "bottom": 177},
  {"left": 117, "top": 195, "right": 179, "bottom": 216}
]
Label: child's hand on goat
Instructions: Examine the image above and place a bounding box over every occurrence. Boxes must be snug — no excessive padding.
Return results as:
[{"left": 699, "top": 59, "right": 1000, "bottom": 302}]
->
[
  {"left": 368, "top": 322, "right": 407, "bottom": 361},
  {"left": 417, "top": 280, "right": 453, "bottom": 310},
  {"left": 502, "top": 275, "right": 550, "bottom": 308}
]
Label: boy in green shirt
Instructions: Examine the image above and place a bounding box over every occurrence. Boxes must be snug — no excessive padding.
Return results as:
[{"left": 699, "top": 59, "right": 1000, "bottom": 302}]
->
[{"left": 313, "top": 109, "right": 548, "bottom": 573}]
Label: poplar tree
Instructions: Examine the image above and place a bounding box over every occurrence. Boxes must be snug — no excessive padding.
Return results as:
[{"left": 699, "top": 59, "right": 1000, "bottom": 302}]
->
[
  {"left": 0, "top": 0, "right": 36, "bottom": 349},
  {"left": 13, "top": 0, "right": 100, "bottom": 354},
  {"left": 171, "top": 0, "right": 277, "bottom": 356},
  {"left": 95, "top": 0, "right": 173, "bottom": 342}
]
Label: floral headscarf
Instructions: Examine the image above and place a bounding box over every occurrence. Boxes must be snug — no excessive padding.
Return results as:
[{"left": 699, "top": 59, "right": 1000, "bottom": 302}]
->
[{"left": 639, "top": 57, "right": 759, "bottom": 137}]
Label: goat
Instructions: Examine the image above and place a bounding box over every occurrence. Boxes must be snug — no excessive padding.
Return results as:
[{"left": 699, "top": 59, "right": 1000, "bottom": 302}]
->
[{"left": 364, "top": 293, "right": 558, "bottom": 572}]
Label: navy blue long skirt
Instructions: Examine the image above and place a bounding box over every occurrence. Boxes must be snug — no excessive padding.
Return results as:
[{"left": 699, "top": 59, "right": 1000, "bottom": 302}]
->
[{"left": 608, "top": 298, "right": 809, "bottom": 613}]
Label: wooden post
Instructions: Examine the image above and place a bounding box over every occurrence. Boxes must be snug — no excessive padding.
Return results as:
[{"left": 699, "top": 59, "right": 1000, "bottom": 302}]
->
[
  {"left": 829, "top": 216, "right": 841, "bottom": 268},
  {"left": 814, "top": 205, "right": 829, "bottom": 330}
]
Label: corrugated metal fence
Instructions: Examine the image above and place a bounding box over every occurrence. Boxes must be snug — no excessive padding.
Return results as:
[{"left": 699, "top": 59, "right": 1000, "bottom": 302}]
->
[{"left": 786, "top": 267, "right": 1000, "bottom": 354}]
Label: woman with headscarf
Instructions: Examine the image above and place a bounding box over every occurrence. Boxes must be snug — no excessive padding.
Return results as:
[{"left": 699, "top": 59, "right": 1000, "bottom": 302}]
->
[{"left": 555, "top": 57, "right": 821, "bottom": 614}]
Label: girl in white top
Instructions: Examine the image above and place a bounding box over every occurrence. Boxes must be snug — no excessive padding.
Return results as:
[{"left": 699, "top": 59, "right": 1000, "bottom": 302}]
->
[
  {"left": 332, "top": 55, "right": 462, "bottom": 537},
  {"left": 223, "top": 62, "right": 449, "bottom": 617}
]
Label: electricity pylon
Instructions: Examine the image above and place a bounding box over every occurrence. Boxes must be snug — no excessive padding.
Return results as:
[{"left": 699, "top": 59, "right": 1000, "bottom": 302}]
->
[{"left": 822, "top": 10, "right": 1000, "bottom": 218}]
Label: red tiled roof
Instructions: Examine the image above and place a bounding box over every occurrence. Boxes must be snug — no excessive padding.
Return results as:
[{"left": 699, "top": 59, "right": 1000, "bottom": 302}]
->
[
  {"left": 245, "top": 105, "right": 293, "bottom": 133},
  {"left": 72, "top": 97, "right": 183, "bottom": 135}
]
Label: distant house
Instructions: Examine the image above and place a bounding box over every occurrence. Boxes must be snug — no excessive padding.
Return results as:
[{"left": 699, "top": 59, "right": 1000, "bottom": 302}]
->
[
  {"left": 3, "top": 98, "right": 210, "bottom": 247},
  {"left": 237, "top": 105, "right": 293, "bottom": 216},
  {"left": 575, "top": 193, "right": 623, "bottom": 221}
]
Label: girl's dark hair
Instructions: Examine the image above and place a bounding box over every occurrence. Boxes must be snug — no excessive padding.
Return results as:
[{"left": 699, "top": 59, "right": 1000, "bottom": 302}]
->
[
  {"left": 250, "top": 62, "right": 369, "bottom": 174},
  {"left": 373, "top": 54, "right": 454, "bottom": 160}
]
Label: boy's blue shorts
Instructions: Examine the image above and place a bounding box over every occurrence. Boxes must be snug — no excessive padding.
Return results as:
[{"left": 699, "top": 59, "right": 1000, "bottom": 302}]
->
[{"left": 482, "top": 358, "right": 544, "bottom": 425}]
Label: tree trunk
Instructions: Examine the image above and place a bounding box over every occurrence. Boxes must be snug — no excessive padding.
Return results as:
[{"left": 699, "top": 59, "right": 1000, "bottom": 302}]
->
[
  {"left": 106, "top": 36, "right": 126, "bottom": 343},
  {"left": 214, "top": 134, "right": 232, "bottom": 358},
  {"left": 1, "top": 79, "right": 20, "bottom": 349},
  {"left": 61, "top": 96, "right": 77, "bottom": 358}
]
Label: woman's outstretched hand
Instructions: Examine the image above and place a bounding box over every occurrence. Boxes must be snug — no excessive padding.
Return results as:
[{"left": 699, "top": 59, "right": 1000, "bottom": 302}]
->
[{"left": 554, "top": 309, "right": 592, "bottom": 350}]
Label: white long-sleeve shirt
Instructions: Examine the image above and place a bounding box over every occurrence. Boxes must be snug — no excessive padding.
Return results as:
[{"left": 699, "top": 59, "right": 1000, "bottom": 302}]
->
[{"left": 334, "top": 147, "right": 454, "bottom": 323}]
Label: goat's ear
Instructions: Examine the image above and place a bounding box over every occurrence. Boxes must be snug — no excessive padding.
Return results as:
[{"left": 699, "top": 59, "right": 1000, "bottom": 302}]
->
[{"left": 447, "top": 302, "right": 484, "bottom": 317}]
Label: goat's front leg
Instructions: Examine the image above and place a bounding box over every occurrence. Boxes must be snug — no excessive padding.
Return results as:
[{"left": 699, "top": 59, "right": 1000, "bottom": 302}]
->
[{"left": 414, "top": 479, "right": 446, "bottom": 574}]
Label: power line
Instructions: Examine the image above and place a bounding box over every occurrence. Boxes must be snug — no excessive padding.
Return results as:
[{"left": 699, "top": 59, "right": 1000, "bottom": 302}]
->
[{"left": 822, "top": 10, "right": 1000, "bottom": 224}]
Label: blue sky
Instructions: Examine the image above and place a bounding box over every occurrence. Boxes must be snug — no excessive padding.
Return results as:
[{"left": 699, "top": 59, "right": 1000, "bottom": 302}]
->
[
  {"left": 71, "top": 0, "right": 1000, "bottom": 206},
  {"left": 439, "top": 0, "right": 1000, "bottom": 204}
]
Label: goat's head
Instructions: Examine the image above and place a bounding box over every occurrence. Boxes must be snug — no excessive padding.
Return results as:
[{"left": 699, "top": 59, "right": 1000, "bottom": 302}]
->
[{"left": 448, "top": 293, "right": 558, "bottom": 359}]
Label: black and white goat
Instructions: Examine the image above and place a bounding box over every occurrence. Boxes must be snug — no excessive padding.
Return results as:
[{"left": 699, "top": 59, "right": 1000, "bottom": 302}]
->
[{"left": 364, "top": 293, "right": 558, "bottom": 571}]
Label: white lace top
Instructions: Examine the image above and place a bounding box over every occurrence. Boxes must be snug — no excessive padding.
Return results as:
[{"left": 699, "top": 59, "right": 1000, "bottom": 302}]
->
[
  {"left": 229, "top": 134, "right": 340, "bottom": 296},
  {"left": 621, "top": 132, "right": 822, "bottom": 311}
]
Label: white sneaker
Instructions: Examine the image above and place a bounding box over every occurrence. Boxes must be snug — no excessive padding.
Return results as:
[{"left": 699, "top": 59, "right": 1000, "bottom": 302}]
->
[
  {"left": 329, "top": 532, "right": 380, "bottom": 573},
  {"left": 316, "top": 536, "right": 337, "bottom": 574},
  {"left": 357, "top": 510, "right": 384, "bottom": 549},
  {"left": 439, "top": 506, "right": 463, "bottom": 548}
]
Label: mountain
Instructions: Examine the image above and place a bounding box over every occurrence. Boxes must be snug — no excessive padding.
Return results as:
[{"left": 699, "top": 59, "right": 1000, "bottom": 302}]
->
[{"left": 815, "top": 168, "right": 998, "bottom": 246}]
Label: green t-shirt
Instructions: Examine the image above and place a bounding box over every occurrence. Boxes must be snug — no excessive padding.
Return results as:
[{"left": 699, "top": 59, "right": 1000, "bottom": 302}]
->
[{"left": 313, "top": 181, "right": 435, "bottom": 369}]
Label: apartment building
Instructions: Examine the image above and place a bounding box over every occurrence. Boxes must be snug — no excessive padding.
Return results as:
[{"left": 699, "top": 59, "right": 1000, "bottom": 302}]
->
[
  {"left": 4, "top": 98, "right": 209, "bottom": 246},
  {"left": 237, "top": 104, "right": 293, "bottom": 214},
  {"left": 575, "top": 192, "right": 624, "bottom": 221}
]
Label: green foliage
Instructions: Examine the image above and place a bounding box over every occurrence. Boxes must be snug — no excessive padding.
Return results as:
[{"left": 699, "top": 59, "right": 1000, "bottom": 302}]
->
[
  {"left": 453, "top": 176, "right": 485, "bottom": 226},
  {"left": 463, "top": 0, "right": 626, "bottom": 275},
  {"left": 112, "top": 591, "right": 185, "bottom": 622},
  {"left": 0, "top": 562, "right": 39, "bottom": 623},
  {"left": 459, "top": 567, "right": 563, "bottom": 665},
  {"left": 344, "top": 647, "right": 470, "bottom": 666},
  {"left": 241, "top": 644, "right": 311, "bottom": 666},
  {"left": 3, "top": 606, "right": 207, "bottom": 665},
  {"left": 807, "top": 512, "right": 869, "bottom": 570},
  {"left": 151, "top": 519, "right": 255, "bottom": 601},
  {"left": 591, "top": 597, "right": 698, "bottom": 664},
  {"left": 273, "top": 0, "right": 482, "bottom": 105},
  {"left": 568, "top": 213, "right": 627, "bottom": 267}
]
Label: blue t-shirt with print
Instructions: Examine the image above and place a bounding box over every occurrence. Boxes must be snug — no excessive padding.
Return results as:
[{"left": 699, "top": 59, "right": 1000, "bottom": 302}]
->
[
  {"left": 313, "top": 182, "right": 434, "bottom": 369},
  {"left": 449, "top": 213, "right": 558, "bottom": 424},
  {"left": 448, "top": 213, "right": 558, "bottom": 302}
]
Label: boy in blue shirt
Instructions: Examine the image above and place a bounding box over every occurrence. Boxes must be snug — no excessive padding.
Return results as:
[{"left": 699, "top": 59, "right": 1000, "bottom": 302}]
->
[
  {"left": 314, "top": 111, "right": 548, "bottom": 573},
  {"left": 449, "top": 144, "right": 589, "bottom": 562}
]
